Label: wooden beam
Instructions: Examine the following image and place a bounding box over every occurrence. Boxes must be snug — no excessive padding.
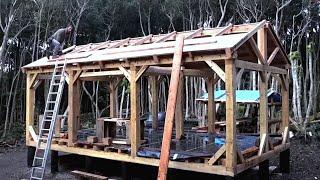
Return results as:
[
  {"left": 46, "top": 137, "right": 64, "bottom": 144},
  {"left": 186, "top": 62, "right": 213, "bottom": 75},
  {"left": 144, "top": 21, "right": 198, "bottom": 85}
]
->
[
  {"left": 135, "top": 65, "right": 149, "bottom": 82},
  {"left": 26, "top": 73, "right": 35, "bottom": 144},
  {"left": 280, "top": 74, "right": 288, "bottom": 91},
  {"left": 208, "top": 144, "right": 226, "bottom": 165},
  {"left": 185, "top": 28, "right": 203, "bottom": 39},
  {"left": 225, "top": 58, "right": 237, "bottom": 172},
  {"left": 235, "top": 60, "right": 287, "bottom": 74},
  {"left": 151, "top": 76, "right": 159, "bottom": 130},
  {"left": 249, "top": 37, "right": 266, "bottom": 64},
  {"left": 282, "top": 127, "right": 289, "bottom": 144},
  {"left": 72, "top": 70, "right": 83, "bottom": 84},
  {"left": 68, "top": 71, "right": 81, "bottom": 146},
  {"left": 109, "top": 81, "right": 117, "bottom": 118},
  {"left": 118, "top": 65, "right": 131, "bottom": 81},
  {"left": 28, "top": 73, "right": 39, "bottom": 89},
  {"left": 205, "top": 60, "right": 226, "bottom": 82},
  {"left": 91, "top": 41, "right": 111, "bottom": 51},
  {"left": 281, "top": 74, "right": 289, "bottom": 131},
  {"left": 258, "top": 26, "right": 269, "bottom": 153},
  {"left": 267, "top": 47, "right": 280, "bottom": 65},
  {"left": 233, "top": 20, "right": 267, "bottom": 50},
  {"left": 215, "top": 24, "right": 233, "bottom": 36},
  {"left": 132, "top": 34, "right": 153, "bottom": 45},
  {"left": 130, "top": 66, "right": 140, "bottom": 157},
  {"left": 32, "top": 79, "right": 42, "bottom": 89},
  {"left": 28, "top": 125, "right": 38, "bottom": 143},
  {"left": 237, "top": 149, "right": 245, "bottom": 163},
  {"left": 175, "top": 73, "right": 184, "bottom": 140},
  {"left": 158, "top": 35, "right": 184, "bottom": 180},
  {"left": 64, "top": 72, "right": 70, "bottom": 84},
  {"left": 109, "top": 38, "right": 130, "bottom": 48},
  {"left": 146, "top": 66, "right": 212, "bottom": 77},
  {"left": 154, "top": 31, "right": 177, "bottom": 43},
  {"left": 207, "top": 76, "right": 216, "bottom": 134},
  {"left": 81, "top": 70, "right": 124, "bottom": 78}
]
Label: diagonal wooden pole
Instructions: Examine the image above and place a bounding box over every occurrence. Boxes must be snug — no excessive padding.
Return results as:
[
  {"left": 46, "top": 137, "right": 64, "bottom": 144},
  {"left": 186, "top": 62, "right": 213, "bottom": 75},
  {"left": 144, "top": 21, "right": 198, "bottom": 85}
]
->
[{"left": 157, "top": 35, "right": 184, "bottom": 180}]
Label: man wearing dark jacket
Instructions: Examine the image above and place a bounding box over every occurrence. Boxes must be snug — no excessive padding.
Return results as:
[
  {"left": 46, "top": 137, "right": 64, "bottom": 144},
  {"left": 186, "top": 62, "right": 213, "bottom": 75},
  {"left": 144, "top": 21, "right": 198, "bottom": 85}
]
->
[{"left": 47, "top": 25, "right": 73, "bottom": 58}]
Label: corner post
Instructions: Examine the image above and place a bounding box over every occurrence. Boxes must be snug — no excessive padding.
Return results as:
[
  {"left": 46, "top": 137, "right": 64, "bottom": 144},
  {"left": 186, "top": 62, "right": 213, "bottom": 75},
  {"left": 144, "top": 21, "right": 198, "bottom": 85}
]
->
[
  {"left": 26, "top": 73, "right": 36, "bottom": 145},
  {"left": 151, "top": 76, "right": 159, "bottom": 130},
  {"left": 207, "top": 76, "right": 216, "bottom": 134},
  {"left": 281, "top": 74, "right": 289, "bottom": 131},
  {"left": 225, "top": 58, "right": 237, "bottom": 172},
  {"left": 109, "top": 80, "right": 117, "bottom": 118},
  {"left": 258, "top": 26, "right": 269, "bottom": 152},
  {"left": 68, "top": 70, "right": 81, "bottom": 146},
  {"left": 130, "top": 66, "right": 140, "bottom": 157}
]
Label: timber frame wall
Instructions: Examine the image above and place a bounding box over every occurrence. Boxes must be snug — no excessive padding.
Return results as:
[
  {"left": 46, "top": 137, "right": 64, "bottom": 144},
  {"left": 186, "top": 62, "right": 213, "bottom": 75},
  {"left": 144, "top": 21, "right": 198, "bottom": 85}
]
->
[{"left": 23, "top": 20, "right": 290, "bottom": 177}]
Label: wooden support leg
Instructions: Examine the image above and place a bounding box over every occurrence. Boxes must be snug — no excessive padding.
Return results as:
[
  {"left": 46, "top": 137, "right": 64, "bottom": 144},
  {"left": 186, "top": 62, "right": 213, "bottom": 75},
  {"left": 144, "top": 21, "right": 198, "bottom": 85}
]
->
[
  {"left": 121, "top": 162, "right": 128, "bottom": 180},
  {"left": 68, "top": 71, "right": 81, "bottom": 146},
  {"left": 151, "top": 76, "right": 159, "bottom": 130},
  {"left": 207, "top": 76, "right": 216, "bottom": 134},
  {"left": 51, "top": 150, "right": 59, "bottom": 174},
  {"left": 175, "top": 74, "right": 184, "bottom": 140},
  {"left": 281, "top": 74, "right": 289, "bottom": 131},
  {"left": 26, "top": 73, "right": 36, "bottom": 145},
  {"left": 158, "top": 35, "right": 184, "bottom": 180},
  {"left": 280, "top": 149, "right": 290, "bottom": 173},
  {"left": 225, "top": 58, "right": 237, "bottom": 172},
  {"left": 130, "top": 66, "right": 140, "bottom": 157},
  {"left": 27, "top": 146, "right": 36, "bottom": 167},
  {"left": 259, "top": 160, "right": 269, "bottom": 180}
]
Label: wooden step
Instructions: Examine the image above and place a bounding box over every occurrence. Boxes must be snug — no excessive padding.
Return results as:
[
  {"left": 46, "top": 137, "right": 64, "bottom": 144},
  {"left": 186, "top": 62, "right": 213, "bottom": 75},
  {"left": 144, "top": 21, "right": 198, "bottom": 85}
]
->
[{"left": 71, "top": 170, "right": 108, "bottom": 180}]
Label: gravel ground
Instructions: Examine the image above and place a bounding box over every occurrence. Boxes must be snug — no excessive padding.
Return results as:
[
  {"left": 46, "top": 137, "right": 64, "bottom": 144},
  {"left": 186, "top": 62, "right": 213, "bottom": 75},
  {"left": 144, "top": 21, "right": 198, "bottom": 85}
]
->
[{"left": 0, "top": 138, "right": 319, "bottom": 180}]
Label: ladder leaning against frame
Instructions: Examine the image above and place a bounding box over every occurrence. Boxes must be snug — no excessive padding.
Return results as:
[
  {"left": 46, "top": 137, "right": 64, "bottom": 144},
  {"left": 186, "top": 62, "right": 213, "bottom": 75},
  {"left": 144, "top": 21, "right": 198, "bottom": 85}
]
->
[{"left": 30, "top": 57, "right": 68, "bottom": 180}]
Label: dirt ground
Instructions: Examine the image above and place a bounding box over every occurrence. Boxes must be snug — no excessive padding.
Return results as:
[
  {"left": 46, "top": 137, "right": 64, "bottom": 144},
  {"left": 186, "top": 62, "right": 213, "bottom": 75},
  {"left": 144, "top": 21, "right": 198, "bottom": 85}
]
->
[{"left": 0, "top": 138, "right": 319, "bottom": 180}]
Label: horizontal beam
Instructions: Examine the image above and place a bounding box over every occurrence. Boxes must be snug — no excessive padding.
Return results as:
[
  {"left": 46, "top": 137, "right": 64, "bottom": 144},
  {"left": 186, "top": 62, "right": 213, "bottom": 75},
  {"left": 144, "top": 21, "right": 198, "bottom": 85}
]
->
[
  {"left": 80, "top": 70, "right": 124, "bottom": 78},
  {"left": 145, "top": 66, "right": 213, "bottom": 77},
  {"left": 235, "top": 60, "right": 287, "bottom": 74},
  {"left": 25, "top": 54, "right": 229, "bottom": 74},
  {"left": 26, "top": 141, "right": 234, "bottom": 176}
]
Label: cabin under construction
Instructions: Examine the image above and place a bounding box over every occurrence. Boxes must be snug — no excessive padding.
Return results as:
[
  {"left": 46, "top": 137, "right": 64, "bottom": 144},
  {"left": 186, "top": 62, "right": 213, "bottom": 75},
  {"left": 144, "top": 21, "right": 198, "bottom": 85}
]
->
[{"left": 23, "top": 20, "right": 290, "bottom": 178}]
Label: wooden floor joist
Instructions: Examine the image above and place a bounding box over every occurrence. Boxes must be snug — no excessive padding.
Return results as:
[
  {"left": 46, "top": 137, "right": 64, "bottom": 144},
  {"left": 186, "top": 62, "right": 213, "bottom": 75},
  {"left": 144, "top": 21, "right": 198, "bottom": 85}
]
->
[{"left": 157, "top": 35, "right": 184, "bottom": 180}]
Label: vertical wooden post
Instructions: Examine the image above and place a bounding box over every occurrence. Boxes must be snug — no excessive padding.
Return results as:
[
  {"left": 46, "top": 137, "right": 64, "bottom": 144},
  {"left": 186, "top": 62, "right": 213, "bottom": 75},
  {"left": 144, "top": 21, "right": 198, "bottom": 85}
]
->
[
  {"left": 175, "top": 73, "right": 184, "bottom": 139},
  {"left": 225, "top": 58, "right": 237, "bottom": 172},
  {"left": 258, "top": 27, "right": 269, "bottom": 152},
  {"left": 68, "top": 71, "right": 81, "bottom": 146},
  {"left": 151, "top": 76, "right": 159, "bottom": 130},
  {"left": 27, "top": 146, "right": 36, "bottom": 167},
  {"left": 130, "top": 66, "right": 140, "bottom": 157},
  {"left": 109, "top": 80, "right": 117, "bottom": 118},
  {"left": 207, "top": 76, "right": 216, "bottom": 134},
  {"left": 26, "top": 73, "right": 36, "bottom": 145},
  {"left": 158, "top": 35, "right": 184, "bottom": 180},
  {"left": 51, "top": 150, "right": 59, "bottom": 173},
  {"left": 281, "top": 74, "right": 289, "bottom": 131}
]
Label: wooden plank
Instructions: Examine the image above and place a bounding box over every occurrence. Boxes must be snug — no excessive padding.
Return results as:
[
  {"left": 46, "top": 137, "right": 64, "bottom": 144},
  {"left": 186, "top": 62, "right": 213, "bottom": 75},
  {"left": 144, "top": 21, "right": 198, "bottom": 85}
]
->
[
  {"left": 225, "top": 58, "right": 237, "bottom": 171},
  {"left": 175, "top": 73, "right": 184, "bottom": 139},
  {"left": 80, "top": 70, "right": 124, "bottom": 78},
  {"left": 109, "top": 38, "right": 130, "bottom": 48},
  {"left": 158, "top": 35, "right": 184, "bottom": 180},
  {"left": 28, "top": 125, "right": 38, "bottom": 143},
  {"left": 109, "top": 81, "right": 117, "bottom": 118},
  {"left": 207, "top": 76, "right": 215, "bottom": 134},
  {"left": 151, "top": 76, "right": 159, "bottom": 130},
  {"left": 281, "top": 74, "right": 289, "bottom": 131},
  {"left": 72, "top": 70, "right": 83, "bottom": 84},
  {"left": 135, "top": 65, "right": 149, "bottom": 82},
  {"left": 146, "top": 66, "right": 212, "bottom": 77},
  {"left": 68, "top": 71, "right": 81, "bottom": 146},
  {"left": 26, "top": 73, "right": 35, "bottom": 144},
  {"left": 118, "top": 65, "right": 131, "bottom": 81},
  {"left": 130, "top": 66, "right": 140, "bottom": 157},
  {"left": 237, "top": 149, "right": 245, "bottom": 163},
  {"left": 235, "top": 60, "right": 287, "bottom": 74},
  {"left": 258, "top": 27, "right": 269, "bottom": 153},
  {"left": 91, "top": 41, "right": 111, "bottom": 51},
  {"left": 28, "top": 73, "right": 39, "bottom": 89},
  {"left": 205, "top": 60, "right": 226, "bottom": 82},
  {"left": 208, "top": 144, "right": 226, "bottom": 165},
  {"left": 267, "top": 47, "right": 280, "bottom": 65},
  {"left": 185, "top": 28, "right": 203, "bottom": 39}
]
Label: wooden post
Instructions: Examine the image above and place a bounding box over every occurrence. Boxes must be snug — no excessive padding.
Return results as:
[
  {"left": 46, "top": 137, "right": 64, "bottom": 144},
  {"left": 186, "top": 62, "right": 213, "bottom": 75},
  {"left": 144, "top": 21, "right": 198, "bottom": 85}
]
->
[
  {"left": 26, "top": 73, "right": 36, "bottom": 145},
  {"left": 151, "top": 76, "right": 159, "bottom": 130},
  {"left": 175, "top": 73, "right": 184, "bottom": 139},
  {"left": 109, "top": 80, "right": 117, "bottom": 117},
  {"left": 258, "top": 27, "right": 269, "bottom": 152},
  {"left": 130, "top": 66, "right": 140, "bottom": 157},
  {"left": 225, "top": 58, "right": 237, "bottom": 172},
  {"left": 51, "top": 150, "right": 59, "bottom": 174},
  {"left": 281, "top": 74, "right": 289, "bottom": 131},
  {"left": 68, "top": 71, "right": 81, "bottom": 146},
  {"left": 27, "top": 146, "right": 36, "bottom": 167},
  {"left": 207, "top": 76, "right": 216, "bottom": 134},
  {"left": 158, "top": 35, "right": 184, "bottom": 180}
]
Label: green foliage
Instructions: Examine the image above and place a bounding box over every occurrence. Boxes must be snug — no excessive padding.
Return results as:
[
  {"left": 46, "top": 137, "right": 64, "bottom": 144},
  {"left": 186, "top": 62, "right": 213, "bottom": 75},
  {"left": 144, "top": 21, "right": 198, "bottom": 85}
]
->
[{"left": 289, "top": 51, "right": 301, "bottom": 62}]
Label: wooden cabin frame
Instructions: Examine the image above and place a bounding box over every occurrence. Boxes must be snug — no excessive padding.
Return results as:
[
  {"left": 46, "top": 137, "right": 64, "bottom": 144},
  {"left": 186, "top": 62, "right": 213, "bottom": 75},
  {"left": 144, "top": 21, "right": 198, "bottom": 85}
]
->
[{"left": 23, "top": 20, "right": 290, "bottom": 177}]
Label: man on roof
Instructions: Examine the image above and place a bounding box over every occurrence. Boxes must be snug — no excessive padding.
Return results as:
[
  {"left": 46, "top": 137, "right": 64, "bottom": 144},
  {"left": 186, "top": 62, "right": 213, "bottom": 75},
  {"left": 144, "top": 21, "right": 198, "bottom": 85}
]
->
[{"left": 47, "top": 24, "right": 73, "bottom": 59}]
